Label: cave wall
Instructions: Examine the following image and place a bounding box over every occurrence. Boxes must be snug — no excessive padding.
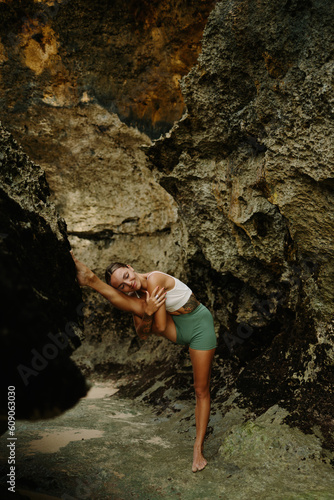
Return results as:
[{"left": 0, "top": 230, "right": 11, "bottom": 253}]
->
[
  {"left": 148, "top": 0, "right": 334, "bottom": 443},
  {"left": 0, "top": 122, "right": 87, "bottom": 422}
]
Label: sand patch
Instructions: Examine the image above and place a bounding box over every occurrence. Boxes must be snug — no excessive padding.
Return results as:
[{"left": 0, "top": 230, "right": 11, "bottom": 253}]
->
[
  {"left": 26, "top": 427, "right": 104, "bottom": 454},
  {"left": 85, "top": 383, "right": 119, "bottom": 400}
]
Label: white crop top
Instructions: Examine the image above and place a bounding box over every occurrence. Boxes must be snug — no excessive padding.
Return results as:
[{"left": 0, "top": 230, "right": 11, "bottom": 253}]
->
[{"left": 147, "top": 271, "right": 193, "bottom": 312}]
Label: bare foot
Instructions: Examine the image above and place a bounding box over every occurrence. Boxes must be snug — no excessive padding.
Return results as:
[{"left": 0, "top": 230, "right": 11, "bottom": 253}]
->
[
  {"left": 70, "top": 251, "right": 95, "bottom": 286},
  {"left": 192, "top": 444, "right": 208, "bottom": 472}
]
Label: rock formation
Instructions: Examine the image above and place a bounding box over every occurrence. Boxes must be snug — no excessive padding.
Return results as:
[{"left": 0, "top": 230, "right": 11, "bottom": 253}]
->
[
  {"left": 0, "top": 0, "right": 333, "bottom": 458},
  {"left": 0, "top": 123, "right": 87, "bottom": 422},
  {"left": 148, "top": 0, "right": 334, "bottom": 449}
]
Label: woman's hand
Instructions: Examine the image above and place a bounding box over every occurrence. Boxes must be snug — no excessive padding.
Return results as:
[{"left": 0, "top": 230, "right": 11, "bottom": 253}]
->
[
  {"left": 144, "top": 286, "right": 166, "bottom": 316},
  {"left": 134, "top": 287, "right": 166, "bottom": 340},
  {"left": 70, "top": 251, "right": 95, "bottom": 287}
]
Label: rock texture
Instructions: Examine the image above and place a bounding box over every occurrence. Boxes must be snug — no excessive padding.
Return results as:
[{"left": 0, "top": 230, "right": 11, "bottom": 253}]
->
[
  {"left": 1, "top": 102, "right": 184, "bottom": 272},
  {"left": 0, "top": 123, "right": 87, "bottom": 421},
  {"left": 148, "top": 0, "right": 334, "bottom": 448},
  {"left": 0, "top": 0, "right": 215, "bottom": 138}
]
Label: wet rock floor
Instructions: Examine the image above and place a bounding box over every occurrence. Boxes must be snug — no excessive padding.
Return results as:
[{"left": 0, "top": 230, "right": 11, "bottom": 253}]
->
[{"left": 1, "top": 381, "right": 334, "bottom": 500}]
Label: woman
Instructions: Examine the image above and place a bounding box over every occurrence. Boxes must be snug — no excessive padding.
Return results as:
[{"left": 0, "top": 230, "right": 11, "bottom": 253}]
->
[{"left": 71, "top": 252, "right": 216, "bottom": 472}]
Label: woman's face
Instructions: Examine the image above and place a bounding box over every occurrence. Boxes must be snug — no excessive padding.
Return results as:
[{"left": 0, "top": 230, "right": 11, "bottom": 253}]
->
[{"left": 109, "top": 266, "right": 140, "bottom": 293}]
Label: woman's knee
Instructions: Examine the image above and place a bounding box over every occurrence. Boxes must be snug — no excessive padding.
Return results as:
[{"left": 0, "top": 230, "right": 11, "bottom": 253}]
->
[{"left": 193, "top": 383, "right": 210, "bottom": 399}]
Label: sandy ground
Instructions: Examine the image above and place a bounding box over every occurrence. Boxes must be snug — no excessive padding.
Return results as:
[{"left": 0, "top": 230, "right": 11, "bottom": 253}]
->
[{"left": 1, "top": 381, "right": 334, "bottom": 500}]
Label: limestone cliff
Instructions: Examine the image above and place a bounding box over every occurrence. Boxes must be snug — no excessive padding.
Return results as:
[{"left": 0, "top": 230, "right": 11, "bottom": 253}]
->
[{"left": 149, "top": 0, "right": 334, "bottom": 447}]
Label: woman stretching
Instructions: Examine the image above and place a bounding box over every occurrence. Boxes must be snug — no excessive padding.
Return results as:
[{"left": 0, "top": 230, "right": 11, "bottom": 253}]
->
[{"left": 71, "top": 252, "right": 217, "bottom": 472}]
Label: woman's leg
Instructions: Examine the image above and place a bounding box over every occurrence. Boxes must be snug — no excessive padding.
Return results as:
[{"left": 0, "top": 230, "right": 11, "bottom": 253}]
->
[{"left": 189, "top": 347, "right": 215, "bottom": 472}]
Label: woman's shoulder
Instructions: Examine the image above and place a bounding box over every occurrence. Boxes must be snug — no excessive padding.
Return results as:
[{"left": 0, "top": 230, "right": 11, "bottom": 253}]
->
[{"left": 147, "top": 271, "right": 174, "bottom": 288}]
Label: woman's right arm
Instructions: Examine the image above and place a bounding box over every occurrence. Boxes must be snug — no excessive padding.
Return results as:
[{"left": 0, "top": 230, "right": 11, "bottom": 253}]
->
[
  {"left": 71, "top": 252, "right": 144, "bottom": 316},
  {"left": 132, "top": 287, "right": 166, "bottom": 339}
]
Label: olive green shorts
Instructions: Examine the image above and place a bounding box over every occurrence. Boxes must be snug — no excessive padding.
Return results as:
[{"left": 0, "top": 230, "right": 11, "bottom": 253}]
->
[{"left": 172, "top": 304, "right": 217, "bottom": 351}]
